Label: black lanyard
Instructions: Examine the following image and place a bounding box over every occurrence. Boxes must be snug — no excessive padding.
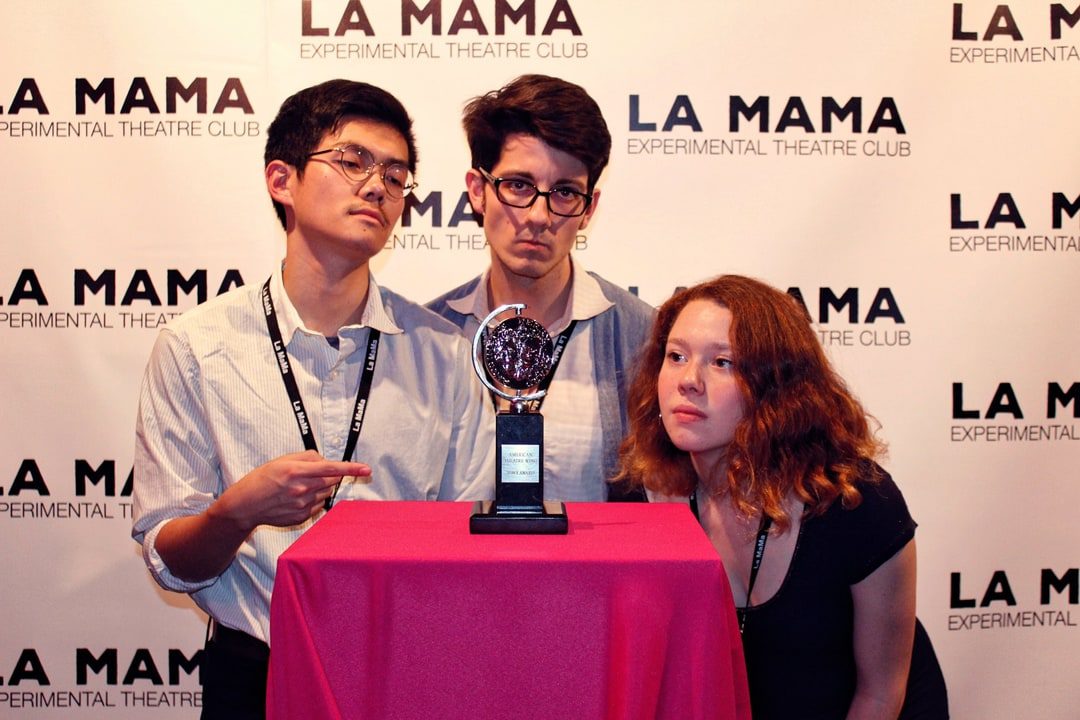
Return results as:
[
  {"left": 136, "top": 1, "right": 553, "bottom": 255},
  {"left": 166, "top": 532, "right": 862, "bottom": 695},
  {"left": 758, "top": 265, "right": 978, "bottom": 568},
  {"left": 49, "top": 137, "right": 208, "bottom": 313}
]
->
[
  {"left": 488, "top": 319, "right": 577, "bottom": 412},
  {"left": 261, "top": 278, "right": 380, "bottom": 510},
  {"left": 690, "top": 490, "right": 773, "bottom": 635}
]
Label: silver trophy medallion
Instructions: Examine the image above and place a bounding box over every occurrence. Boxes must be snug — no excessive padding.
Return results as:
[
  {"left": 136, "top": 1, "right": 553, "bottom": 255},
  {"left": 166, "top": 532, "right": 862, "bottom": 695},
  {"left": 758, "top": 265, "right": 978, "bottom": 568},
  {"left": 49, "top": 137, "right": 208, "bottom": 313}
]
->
[{"left": 472, "top": 304, "right": 554, "bottom": 408}]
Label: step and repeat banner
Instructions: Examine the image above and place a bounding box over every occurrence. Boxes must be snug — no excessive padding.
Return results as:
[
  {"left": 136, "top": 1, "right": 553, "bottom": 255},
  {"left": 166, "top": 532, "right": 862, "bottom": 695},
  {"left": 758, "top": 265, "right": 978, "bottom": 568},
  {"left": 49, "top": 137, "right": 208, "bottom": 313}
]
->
[{"left": 1, "top": 2, "right": 1077, "bottom": 718}]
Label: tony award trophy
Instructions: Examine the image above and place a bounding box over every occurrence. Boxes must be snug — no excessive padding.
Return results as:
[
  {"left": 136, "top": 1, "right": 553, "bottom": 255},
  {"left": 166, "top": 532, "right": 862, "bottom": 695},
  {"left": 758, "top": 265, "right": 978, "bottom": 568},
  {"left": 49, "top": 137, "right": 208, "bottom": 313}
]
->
[{"left": 469, "top": 304, "right": 568, "bottom": 534}]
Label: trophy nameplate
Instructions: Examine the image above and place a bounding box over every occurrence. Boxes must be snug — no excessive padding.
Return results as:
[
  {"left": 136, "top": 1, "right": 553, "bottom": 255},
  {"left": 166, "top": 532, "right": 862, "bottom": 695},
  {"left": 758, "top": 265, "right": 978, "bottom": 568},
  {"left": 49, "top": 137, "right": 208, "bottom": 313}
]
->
[{"left": 469, "top": 304, "right": 568, "bottom": 534}]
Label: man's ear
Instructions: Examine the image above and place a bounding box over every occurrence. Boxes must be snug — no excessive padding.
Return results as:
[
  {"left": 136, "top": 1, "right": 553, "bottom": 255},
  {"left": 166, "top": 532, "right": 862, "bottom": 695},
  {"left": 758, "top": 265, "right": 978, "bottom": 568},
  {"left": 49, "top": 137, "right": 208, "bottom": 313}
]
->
[
  {"left": 577, "top": 188, "right": 601, "bottom": 231},
  {"left": 465, "top": 168, "right": 486, "bottom": 216},
  {"left": 266, "top": 160, "right": 294, "bottom": 205}
]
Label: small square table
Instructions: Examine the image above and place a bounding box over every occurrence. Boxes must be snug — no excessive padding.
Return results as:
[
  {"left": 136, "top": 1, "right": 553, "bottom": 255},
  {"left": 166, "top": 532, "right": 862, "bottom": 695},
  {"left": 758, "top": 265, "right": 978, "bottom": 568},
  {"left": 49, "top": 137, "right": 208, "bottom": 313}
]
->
[{"left": 268, "top": 501, "right": 749, "bottom": 720}]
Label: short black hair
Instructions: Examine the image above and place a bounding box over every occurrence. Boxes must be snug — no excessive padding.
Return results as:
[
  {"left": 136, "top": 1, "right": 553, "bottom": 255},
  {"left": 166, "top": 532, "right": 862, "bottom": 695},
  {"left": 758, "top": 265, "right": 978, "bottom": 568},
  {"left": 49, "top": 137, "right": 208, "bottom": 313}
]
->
[
  {"left": 462, "top": 74, "right": 610, "bottom": 191},
  {"left": 264, "top": 79, "right": 417, "bottom": 229}
]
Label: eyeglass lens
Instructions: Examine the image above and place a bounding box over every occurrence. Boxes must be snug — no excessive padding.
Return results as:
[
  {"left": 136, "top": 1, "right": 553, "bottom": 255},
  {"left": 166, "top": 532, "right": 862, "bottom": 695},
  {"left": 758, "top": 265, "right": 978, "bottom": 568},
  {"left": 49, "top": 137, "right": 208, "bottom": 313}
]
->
[
  {"left": 495, "top": 178, "right": 587, "bottom": 217},
  {"left": 338, "top": 146, "right": 412, "bottom": 197}
]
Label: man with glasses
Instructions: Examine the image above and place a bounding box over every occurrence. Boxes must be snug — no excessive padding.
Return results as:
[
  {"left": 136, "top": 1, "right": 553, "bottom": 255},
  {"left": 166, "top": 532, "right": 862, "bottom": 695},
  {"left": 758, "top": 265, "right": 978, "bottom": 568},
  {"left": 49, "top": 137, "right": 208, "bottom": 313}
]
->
[
  {"left": 428, "top": 74, "right": 654, "bottom": 503},
  {"left": 132, "top": 79, "right": 495, "bottom": 719}
]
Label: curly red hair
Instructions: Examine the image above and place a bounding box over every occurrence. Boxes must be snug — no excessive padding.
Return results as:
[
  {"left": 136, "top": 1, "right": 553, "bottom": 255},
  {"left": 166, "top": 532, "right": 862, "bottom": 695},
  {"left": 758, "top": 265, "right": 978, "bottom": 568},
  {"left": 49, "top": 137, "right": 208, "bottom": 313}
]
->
[{"left": 615, "top": 275, "right": 885, "bottom": 531}]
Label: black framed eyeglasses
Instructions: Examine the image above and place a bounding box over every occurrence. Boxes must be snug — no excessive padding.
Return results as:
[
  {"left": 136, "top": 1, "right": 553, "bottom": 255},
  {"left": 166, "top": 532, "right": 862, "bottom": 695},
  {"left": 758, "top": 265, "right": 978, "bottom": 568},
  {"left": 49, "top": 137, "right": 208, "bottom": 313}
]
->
[
  {"left": 477, "top": 167, "right": 592, "bottom": 218},
  {"left": 306, "top": 145, "right": 417, "bottom": 198}
]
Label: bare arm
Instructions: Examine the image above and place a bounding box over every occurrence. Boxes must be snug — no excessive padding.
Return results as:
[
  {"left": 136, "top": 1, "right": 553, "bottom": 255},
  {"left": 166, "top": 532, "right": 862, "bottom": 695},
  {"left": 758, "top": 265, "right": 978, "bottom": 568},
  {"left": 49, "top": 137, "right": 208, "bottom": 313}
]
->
[
  {"left": 154, "top": 450, "right": 370, "bottom": 582},
  {"left": 845, "top": 539, "right": 917, "bottom": 720}
]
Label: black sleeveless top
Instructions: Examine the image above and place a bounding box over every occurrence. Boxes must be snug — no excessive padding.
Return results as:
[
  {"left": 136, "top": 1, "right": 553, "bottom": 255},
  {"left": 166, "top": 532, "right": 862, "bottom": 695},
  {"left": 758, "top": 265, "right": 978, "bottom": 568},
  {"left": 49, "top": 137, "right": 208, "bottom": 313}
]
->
[{"left": 691, "top": 471, "right": 948, "bottom": 719}]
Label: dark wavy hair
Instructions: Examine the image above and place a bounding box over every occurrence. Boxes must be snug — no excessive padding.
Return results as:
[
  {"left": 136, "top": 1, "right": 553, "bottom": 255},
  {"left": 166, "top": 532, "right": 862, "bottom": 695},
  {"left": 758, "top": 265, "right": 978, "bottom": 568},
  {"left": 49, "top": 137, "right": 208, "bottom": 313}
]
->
[
  {"left": 462, "top": 74, "right": 610, "bottom": 191},
  {"left": 615, "top": 275, "right": 885, "bottom": 531},
  {"left": 264, "top": 79, "right": 417, "bottom": 229}
]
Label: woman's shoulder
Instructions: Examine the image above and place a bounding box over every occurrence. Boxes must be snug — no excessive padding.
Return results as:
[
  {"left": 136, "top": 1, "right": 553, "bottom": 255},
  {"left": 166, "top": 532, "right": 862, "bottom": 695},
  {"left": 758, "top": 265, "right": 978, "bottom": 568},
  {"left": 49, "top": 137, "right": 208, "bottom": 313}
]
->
[
  {"left": 817, "top": 464, "right": 917, "bottom": 584},
  {"left": 852, "top": 464, "right": 907, "bottom": 513},
  {"left": 819, "top": 462, "right": 906, "bottom": 516}
]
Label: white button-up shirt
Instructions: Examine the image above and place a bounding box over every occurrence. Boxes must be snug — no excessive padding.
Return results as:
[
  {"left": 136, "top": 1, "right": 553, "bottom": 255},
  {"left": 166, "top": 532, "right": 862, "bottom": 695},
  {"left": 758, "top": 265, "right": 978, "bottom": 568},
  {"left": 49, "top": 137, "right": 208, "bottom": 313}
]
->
[{"left": 133, "top": 266, "right": 495, "bottom": 642}]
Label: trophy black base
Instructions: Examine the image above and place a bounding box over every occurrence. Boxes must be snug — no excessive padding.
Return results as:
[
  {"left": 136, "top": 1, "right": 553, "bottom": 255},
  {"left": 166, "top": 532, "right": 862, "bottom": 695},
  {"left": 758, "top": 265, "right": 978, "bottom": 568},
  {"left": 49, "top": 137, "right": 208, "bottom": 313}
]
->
[{"left": 469, "top": 501, "right": 568, "bottom": 535}]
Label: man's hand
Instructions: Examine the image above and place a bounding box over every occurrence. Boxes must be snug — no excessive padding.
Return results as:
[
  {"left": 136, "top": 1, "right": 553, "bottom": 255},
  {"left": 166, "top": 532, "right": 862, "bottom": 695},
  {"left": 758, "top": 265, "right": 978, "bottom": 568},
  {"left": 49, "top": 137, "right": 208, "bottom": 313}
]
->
[
  {"left": 155, "top": 450, "right": 371, "bottom": 582},
  {"left": 214, "top": 450, "right": 372, "bottom": 532}
]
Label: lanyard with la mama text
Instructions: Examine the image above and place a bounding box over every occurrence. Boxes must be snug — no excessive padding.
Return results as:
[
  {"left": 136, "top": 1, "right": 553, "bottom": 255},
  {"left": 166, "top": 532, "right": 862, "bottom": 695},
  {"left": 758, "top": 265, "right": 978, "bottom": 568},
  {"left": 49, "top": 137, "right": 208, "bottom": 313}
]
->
[
  {"left": 261, "top": 277, "right": 380, "bottom": 510},
  {"left": 690, "top": 489, "right": 772, "bottom": 635}
]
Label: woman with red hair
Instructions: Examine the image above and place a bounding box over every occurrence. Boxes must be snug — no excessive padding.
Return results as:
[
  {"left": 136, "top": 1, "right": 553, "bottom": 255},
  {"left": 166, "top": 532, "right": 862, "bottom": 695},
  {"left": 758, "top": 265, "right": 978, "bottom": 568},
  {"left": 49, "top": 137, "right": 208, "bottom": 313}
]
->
[{"left": 616, "top": 275, "right": 947, "bottom": 720}]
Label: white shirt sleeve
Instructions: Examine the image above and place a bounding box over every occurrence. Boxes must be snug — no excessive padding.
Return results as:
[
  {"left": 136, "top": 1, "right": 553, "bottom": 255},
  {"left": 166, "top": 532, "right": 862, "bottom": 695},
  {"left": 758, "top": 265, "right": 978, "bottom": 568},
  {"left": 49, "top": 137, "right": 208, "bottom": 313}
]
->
[{"left": 131, "top": 327, "right": 223, "bottom": 593}]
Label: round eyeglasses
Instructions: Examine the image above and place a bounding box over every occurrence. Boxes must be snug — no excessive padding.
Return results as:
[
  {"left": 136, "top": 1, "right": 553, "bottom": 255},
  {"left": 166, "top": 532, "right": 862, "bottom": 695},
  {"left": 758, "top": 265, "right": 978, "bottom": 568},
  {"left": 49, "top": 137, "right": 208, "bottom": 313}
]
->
[
  {"left": 478, "top": 167, "right": 592, "bottom": 218},
  {"left": 306, "top": 145, "right": 416, "bottom": 198}
]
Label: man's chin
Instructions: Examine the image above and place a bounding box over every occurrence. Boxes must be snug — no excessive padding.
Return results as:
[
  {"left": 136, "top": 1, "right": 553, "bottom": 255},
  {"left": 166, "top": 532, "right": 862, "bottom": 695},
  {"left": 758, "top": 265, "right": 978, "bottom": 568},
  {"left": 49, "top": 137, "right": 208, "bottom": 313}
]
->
[
  {"left": 338, "top": 235, "right": 388, "bottom": 264},
  {"left": 508, "top": 261, "right": 561, "bottom": 282},
  {"left": 499, "top": 251, "right": 571, "bottom": 280}
]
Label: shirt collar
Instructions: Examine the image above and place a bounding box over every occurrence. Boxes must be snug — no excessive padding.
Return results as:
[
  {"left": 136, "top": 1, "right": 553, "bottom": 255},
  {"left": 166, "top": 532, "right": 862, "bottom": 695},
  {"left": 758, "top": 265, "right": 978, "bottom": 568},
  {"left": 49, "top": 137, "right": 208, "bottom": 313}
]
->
[
  {"left": 270, "top": 263, "right": 403, "bottom": 344},
  {"left": 445, "top": 256, "right": 613, "bottom": 331}
]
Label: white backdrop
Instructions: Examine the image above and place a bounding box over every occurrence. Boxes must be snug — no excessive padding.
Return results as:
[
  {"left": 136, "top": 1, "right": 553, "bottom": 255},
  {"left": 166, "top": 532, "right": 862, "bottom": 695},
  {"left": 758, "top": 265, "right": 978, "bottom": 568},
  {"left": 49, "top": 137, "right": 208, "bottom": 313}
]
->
[{"left": 1, "top": 2, "right": 1077, "bottom": 717}]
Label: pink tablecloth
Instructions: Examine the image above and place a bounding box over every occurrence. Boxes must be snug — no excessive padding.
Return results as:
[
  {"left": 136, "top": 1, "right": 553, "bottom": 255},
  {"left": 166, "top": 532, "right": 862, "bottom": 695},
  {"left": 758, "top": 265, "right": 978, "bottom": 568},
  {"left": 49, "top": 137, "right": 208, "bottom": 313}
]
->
[{"left": 268, "top": 501, "right": 749, "bottom": 720}]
